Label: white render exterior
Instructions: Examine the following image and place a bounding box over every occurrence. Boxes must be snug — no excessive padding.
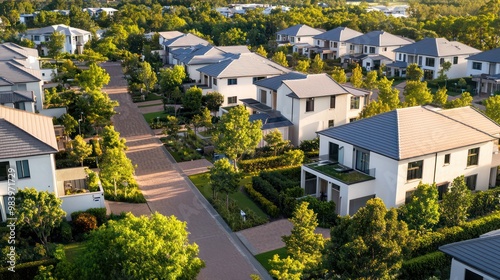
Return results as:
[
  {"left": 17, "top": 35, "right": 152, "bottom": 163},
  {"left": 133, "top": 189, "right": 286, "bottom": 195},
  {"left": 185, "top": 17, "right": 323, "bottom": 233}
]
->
[
  {"left": 393, "top": 52, "right": 472, "bottom": 80},
  {"left": 25, "top": 25, "right": 92, "bottom": 55},
  {"left": 448, "top": 259, "right": 496, "bottom": 280},
  {"left": 346, "top": 43, "right": 399, "bottom": 70},
  {"left": 0, "top": 80, "right": 43, "bottom": 112},
  {"left": 466, "top": 51, "right": 500, "bottom": 95},
  {"left": 202, "top": 76, "right": 265, "bottom": 109}
]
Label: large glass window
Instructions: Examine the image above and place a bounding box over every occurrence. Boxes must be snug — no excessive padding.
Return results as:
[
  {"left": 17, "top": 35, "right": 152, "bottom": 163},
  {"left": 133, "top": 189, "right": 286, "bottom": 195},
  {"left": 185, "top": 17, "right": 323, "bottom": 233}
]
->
[
  {"left": 16, "top": 160, "right": 30, "bottom": 179},
  {"left": 329, "top": 142, "right": 339, "bottom": 162},
  {"left": 467, "top": 148, "right": 479, "bottom": 166},
  {"left": 407, "top": 160, "right": 423, "bottom": 181},
  {"left": 425, "top": 57, "right": 435, "bottom": 67},
  {"left": 350, "top": 96, "right": 360, "bottom": 109},
  {"left": 355, "top": 148, "right": 370, "bottom": 174},
  {"left": 472, "top": 62, "right": 482, "bottom": 70},
  {"left": 260, "top": 90, "right": 267, "bottom": 104}
]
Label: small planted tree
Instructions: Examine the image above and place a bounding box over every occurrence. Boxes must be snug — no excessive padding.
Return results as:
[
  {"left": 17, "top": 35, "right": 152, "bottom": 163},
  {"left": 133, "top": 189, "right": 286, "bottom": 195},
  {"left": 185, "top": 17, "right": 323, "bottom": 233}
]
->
[
  {"left": 433, "top": 87, "right": 449, "bottom": 107},
  {"left": 331, "top": 67, "right": 347, "bottom": 84},
  {"left": 484, "top": 95, "right": 500, "bottom": 124},
  {"left": 69, "top": 135, "right": 93, "bottom": 166},
  {"left": 406, "top": 63, "right": 424, "bottom": 81},
  {"left": 209, "top": 158, "right": 241, "bottom": 208},
  {"left": 272, "top": 51, "right": 288, "bottom": 67},
  {"left": 101, "top": 125, "right": 127, "bottom": 152},
  {"left": 310, "top": 54, "right": 324, "bottom": 73},
  {"left": 441, "top": 175, "right": 472, "bottom": 227},
  {"left": 363, "top": 70, "right": 378, "bottom": 90},
  {"left": 402, "top": 182, "right": 440, "bottom": 232},
  {"left": 46, "top": 31, "right": 65, "bottom": 60},
  {"left": 205, "top": 91, "right": 224, "bottom": 116},
  {"left": 76, "top": 63, "right": 110, "bottom": 91},
  {"left": 295, "top": 60, "right": 310, "bottom": 73},
  {"left": 99, "top": 147, "right": 136, "bottom": 199},
  {"left": 255, "top": 45, "right": 268, "bottom": 57},
  {"left": 264, "top": 129, "right": 290, "bottom": 156},
  {"left": 349, "top": 64, "right": 363, "bottom": 88},
  {"left": 163, "top": 115, "right": 180, "bottom": 139},
  {"left": 182, "top": 86, "right": 203, "bottom": 113}
]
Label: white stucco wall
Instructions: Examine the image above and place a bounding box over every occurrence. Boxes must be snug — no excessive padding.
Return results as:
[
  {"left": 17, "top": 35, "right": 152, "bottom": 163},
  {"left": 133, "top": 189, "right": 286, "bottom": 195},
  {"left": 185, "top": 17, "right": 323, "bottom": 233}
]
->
[
  {"left": 26, "top": 81, "right": 44, "bottom": 112},
  {"left": 61, "top": 191, "right": 106, "bottom": 221},
  {"left": 449, "top": 259, "right": 496, "bottom": 280}
]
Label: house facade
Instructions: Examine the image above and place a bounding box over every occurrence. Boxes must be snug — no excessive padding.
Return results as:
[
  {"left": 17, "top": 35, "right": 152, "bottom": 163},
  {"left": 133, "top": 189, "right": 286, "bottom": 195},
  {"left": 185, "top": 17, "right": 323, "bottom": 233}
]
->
[
  {"left": 466, "top": 47, "right": 500, "bottom": 95},
  {"left": 276, "top": 24, "right": 323, "bottom": 57},
  {"left": 24, "top": 24, "right": 92, "bottom": 55},
  {"left": 312, "top": 27, "right": 363, "bottom": 60},
  {"left": 388, "top": 38, "right": 481, "bottom": 80},
  {"left": 301, "top": 106, "right": 500, "bottom": 216}
]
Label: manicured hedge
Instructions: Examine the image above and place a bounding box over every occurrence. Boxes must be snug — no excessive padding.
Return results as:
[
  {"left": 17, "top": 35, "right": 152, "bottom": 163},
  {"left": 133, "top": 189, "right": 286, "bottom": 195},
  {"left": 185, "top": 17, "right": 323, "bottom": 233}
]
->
[
  {"left": 468, "top": 187, "right": 500, "bottom": 218},
  {"left": 0, "top": 258, "right": 57, "bottom": 280},
  {"left": 244, "top": 184, "right": 280, "bottom": 218},
  {"left": 259, "top": 172, "right": 298, "bottom": 192},
  {"left": 70, "top": 207, "right": 107, "bottom": 225},
  {"left": 273, "top": 166, "right": 301, "bottom": 182},
  {"left": 400, "top": 251, "right": 450, "bottom": 280},
  {"left": 239, "top": 156, "right": 284, "bottom": 173},
  {"left": 251, "top": 176, "right": 280, "bottom": 205}
]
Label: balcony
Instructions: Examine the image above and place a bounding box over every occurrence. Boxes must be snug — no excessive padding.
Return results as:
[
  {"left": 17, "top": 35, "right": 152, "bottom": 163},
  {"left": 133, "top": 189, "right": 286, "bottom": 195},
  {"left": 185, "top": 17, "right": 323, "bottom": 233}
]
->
[{"left": 304, "top": 160, "right": 375, "bottom": 185}]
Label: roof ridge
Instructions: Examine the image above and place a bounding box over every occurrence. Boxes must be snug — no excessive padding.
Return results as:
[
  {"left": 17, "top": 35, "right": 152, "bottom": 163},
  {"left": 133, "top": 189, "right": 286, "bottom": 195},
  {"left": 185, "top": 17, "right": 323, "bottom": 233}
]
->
[{"left": 6, "top": 61, "right": 41, "bottom": 82}]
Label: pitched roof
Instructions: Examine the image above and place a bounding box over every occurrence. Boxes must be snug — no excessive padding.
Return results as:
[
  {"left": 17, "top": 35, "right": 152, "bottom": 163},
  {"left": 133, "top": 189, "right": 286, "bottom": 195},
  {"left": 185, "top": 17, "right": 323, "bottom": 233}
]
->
[
  {"left": 440, "top": 235, "right": 500, "bottom": 279},
  {"left": 0, "top": 60, "right": 42, "bottom": 84},
  {"left": 163, "top": 33, "right": 210, "bottom": 48},
  {"left": 25, "top": 24, "right": 91, "bottom": 36},
  {"left": 0, "top": 43, "right": 39, "bottom": 61},
  {"left": 346, "top": 30, "right": 414, "bottom": 47},
  {"left": 467, "top": 47, "right": 500, "bottom": 63},
  {"left": 318, "top": 106, "right": 500, "bottom": 160},
  {"left": 197, "top": 53, "right": 290, "bottom": 78},
  {"left": 254, "top": 72, "right": 307, "bottom": 91},
  {"left": 157, "top": 31, "right": 184, "bottom": 40},
  {"left": 174, "top": 45, "right": 249, "bottom": 65},
  {"left": 0, "top": 105, "right": 58, "bottom": 159},
  {"left": 282, "top": 74, "right": 365, "bottom": 98},
  {"left": 313, "top": 26, "right": 364, "bottom": 41},
  {"left": 277, "top": 24, "right": 323, "bottom": 37},
  {"left": 393, "top": 37, "right": 480, "bottom": 57},
  {"left": 0, "top": 91, "right": 35, "bottom": 104}
]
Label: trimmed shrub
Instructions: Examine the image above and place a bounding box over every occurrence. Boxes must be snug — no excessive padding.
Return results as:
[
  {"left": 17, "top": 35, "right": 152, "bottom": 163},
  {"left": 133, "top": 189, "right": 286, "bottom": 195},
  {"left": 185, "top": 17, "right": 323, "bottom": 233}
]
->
[
  {"left": 259, "top": 172, "right": 298, "bottom": 192},
  {"left": 0, "top": 258, "right": 57, "bottom": 280},
  {"left": 84, "top": 208, "right": 107, "bottom": 226},
  {"left": 239, "top": 156, "right": 283, "bottom": 173},
  {"left": 400, "top": 251, "right": 450, "bottom": 280},
  {"left": 60, "top": 221, "right": 73, "bottom": 243},
  {"left": 300, "top": 196, "right": 338, "bottom": 228},
  {"left": 244, "top": 184, "right": 280, "bottom": 218},
  {"left": 468, "top": 187, "right": 500, "bottom": 218},
  {"left": 73, "top": 213, "right": 98, "bottom": 234}
]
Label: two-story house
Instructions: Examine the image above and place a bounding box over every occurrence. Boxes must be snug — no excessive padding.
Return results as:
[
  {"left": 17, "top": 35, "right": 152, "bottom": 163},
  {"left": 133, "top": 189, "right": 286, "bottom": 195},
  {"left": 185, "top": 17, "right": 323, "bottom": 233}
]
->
[
  {"left": 301, "top": 106, "right": 500, "bottom": 216},
  {"left": 197, "top": 53, "right": 290, "bottom": 113},
  {"left": 0, "top": 60, "right": 43, "bottom": 112},
  {"left": 466, "top": 47, "right": 500, "bottom": 95},
  {"left": 83, "top": 7, "right": 118, "bottom": 18},
  {"left": 312, "top": 27, "right": 363, "bottom": 60},
  {"left": 343, "top": 30, "right": 414, "bottom": 70},
  {"left": 276, "top": 24, "right": 323, "bottom": 57},
  {"left": 24, "top": 24, "right": 92, "bottom": 55},
  {"left": 388, "top": 37, "right": 481, "bottom": 80},
  {"left": 162, "top": 33, "right": 210, "bottom": 65},
  {"left": 0, "top": 106, "right": 105, "bottom": 221}
]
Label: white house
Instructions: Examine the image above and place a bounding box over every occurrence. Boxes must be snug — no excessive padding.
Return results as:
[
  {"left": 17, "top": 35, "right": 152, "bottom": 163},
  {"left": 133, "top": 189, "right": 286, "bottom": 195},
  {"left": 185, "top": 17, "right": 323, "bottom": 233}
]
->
[
  {"left": 312, "top": 27, "right": 363, "bottom": 60},
  {"left": 466, "top": 47, "right": 500, "bottom": 95},
  {"left": 343, "top": 30, "right": 414, "bottom": 71},
  {"left": 440, "top": 233, "right": 500, "bottom": 280},
  {"left": 24, "top": 24, "right": 92, "bottom": 55},
  {"left": 301, "top": 106, "right": 500, "bottom": 216},
  {"left": 0, "top": 60, "right": 44, "bottom": 112},
  {"left": 0, "top": 106, "right": 105, "bottom": 221},
  {"left": 83, "top": 7, "right": 118, "bottom": 18},
  {"left": 162, "top": 33, "right": 210, "bottom": 64},
  {"left": 388, "top": 37, "right": 481, "bottom": 80},
  {"left": 276, "top": 24, "right": 323, "bottom": 57}
]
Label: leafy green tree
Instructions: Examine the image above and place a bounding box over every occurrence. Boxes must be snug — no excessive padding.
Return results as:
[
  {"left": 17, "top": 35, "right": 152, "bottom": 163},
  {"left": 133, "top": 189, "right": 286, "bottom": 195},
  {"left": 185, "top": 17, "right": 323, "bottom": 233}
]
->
[
  {"left": 182, "top": 86, "right": 203, "bottom": 113},
  {"left": 272, "top": 51, "right": 288, "bottom": 67},
  {"left": 70, "top": 135, "right": 92, "bottom": 166},
  {"left": 358, "top": 100, "right": 390, "bottom": 119},
  {"left": 60, "top": 113, "right": 78, "bottom": 136},
  {"left": 402, "top": 182, "right": 440, "bottom": 232},
  {"left": 209, "top": 158, "right": 241, "bottom": 207},
  {"left": 331, "top": 67, "right": 347, "bottom": 84},
  {"left": 433, "top": 87, "right": 449, "bottom": 107},
  {"left": 77, "top": 212, "right": 204, "bottom": 280},
  {"left": 255, "top": 45, "right": 268, "bottom": 57},
  {"left": 363, "top": 70, "right": 378, "bottom": 90},
  {"left": 163, "top": 115, "right": 180, "bottom": 139},
  {"left": 159, "top": 65, "right": 186, "bottom": 100},
  {"left": 137, "top": 61, "right": 157, "bottom": 93},
  {"left": 269, "top": 256, "right": 304, "bottom": 280},
  {"left": 457, "top": 78, "right": 467, "bottom": 89},
  {"left": 437, "top": 61, "right": 452, "bottom": 87},
  {"left": 46, "top": 31, "right": 65, "bottom": 59},
  {"left": 441, "top": 175, "right": 472, "bottom": 227},
  {"left": 445, "top": 92, "right": 473, "bottom": 108},
  {"left": 406, "top": 63, "right": 424, "bottom": 81},
  {"left": 264, "top": 129, "right": 290, "bottom": 156},
  {"left": 219, "top": 27, "right": 247, "bottom": 46},
  {"left": 403, "top": 80, "right": 433, "bottom": 106},
  {"left": 484, "top": 95, "right": 500, "bottom": 124},
  {"left": 78, "top": 90, "right": 118, "bottom": 128},
  {"left": 350, "top": 64, "right": 363, "bottom": 88},
  {"left": 310, "top": 54, "right": 324, "bottom": 74},
  {"left": 76, "top": 63, "right": 110, "bottom": 91},
  {"left": 295, "top": 60, "right": 310, "bottom": 73},
  {"left": 101, "top": 125, "right": 127, "bottom": 152},
  {"left": 99, "top": 147, "right": 136, "bottom": 198},
  {"left": 15, "top": 188, "right": 66, "bottom": 250},
  {"left": 204, "top": 91, "right": 224, "bottom": 116},
  {"left": 377, "top": 76, "right": 400, "bottom": 110},
  {"left": 213, "top": 105, "right": 262, "bottom": 169},
  {"left": 200, "top": 107, "right": 213, "bottom": 130}
]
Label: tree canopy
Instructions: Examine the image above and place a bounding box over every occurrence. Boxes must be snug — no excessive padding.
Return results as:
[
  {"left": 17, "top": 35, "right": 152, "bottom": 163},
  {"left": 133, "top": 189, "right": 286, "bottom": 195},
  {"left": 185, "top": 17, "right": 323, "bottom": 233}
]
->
[
  {"left": 76, "top": 63, "right": 110, "bottom": 91},
  {"left": 401, "top": 182, "right": 440, "bottom": 232}
]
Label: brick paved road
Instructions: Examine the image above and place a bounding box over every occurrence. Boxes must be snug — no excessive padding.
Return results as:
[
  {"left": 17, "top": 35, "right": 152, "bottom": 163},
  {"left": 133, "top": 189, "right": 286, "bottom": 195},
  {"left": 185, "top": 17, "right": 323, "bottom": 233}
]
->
[{"left": 102, "top": 62, "right": 270, "bottom": 280}]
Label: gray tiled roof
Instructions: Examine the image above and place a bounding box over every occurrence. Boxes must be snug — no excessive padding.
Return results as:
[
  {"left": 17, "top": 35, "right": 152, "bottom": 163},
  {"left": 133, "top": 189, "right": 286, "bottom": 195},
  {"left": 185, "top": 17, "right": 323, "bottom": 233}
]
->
[
  {"left": 318, "top": 106, "right": 500, "bottom": 160},
  {"left": 0, "top": 60, "right": 42, "bottom": 84},
  {"left": 440, "top": 235, "right": 500, "bottom": 279},
  {"left": 197, "top": 53, "right": 290, "bottom": 78},
  {"left": 277, "top": 24, "right": 323, "bottom": 37},
  {"left": 393, "top": 38, "right": 480, "bottom": 57},
  {"left": 25, "top": 24, "right": 91, "bottom": 36},
  {"left": 346, "top": 30, "right": 414, "bottom": 47},
  {"left": 282, "top": 74, "right": 359, "bottom": 98},
  {"left": 386, "top": 61, "right": 408, "bottom": 68},
  {"left": 0, "top": 91, "right": 34, "bottom": 104},
  {"left": 254, "top": 72, "right": 307, "bottom": 90},
  {"left": 0, "top": 43, "right": 38, "bottom": 61},
  {"left": 163, "top": 33, "right": 210, "bottom": 48},
  {"left": 467, "top": 47, "right": 500, "bottom": 63},
  {"left": 313, "top": 27, "right": 363, "bottom": 41},
  {"left": 157, "top": 31, "right": 184, "bottom": 40}
]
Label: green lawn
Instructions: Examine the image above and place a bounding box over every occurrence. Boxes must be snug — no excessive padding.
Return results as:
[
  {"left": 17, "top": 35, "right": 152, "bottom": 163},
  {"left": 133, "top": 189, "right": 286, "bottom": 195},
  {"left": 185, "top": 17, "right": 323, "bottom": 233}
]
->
[
  {"left": 64, "top": 242, "right": 87, "bottom": 263},
  {"left": 143, "top": 111, "right": 168, "bottom": 123},
  {"left": 255, "top": 247, "right": 288, "bottom": 272},
  {"left": 189, "top": 173, "right": 268, "bottom": 219},
  {"left": 144, "top": 93, "right": 164, "bottom": 101}
]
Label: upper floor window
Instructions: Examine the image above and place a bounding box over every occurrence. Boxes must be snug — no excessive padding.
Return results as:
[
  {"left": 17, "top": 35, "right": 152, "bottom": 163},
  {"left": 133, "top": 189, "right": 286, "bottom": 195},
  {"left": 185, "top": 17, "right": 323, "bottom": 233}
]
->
[
  {"left": 290, "top": 37, "right": 295, "bottom": 43},
  {"left": 328, "top": 119, "right": 334, "bottom": 128},
  {"left": 306, "top": 98, "right": 314, "bottom": 112},
  {"left": 350, "top": 96, "right": 360, "bottom": 109},
  {"left": 398, "top": 53, "right": 402, "bottom": 60},
  {"left": 407, "top": 160, "right": 423, "bottom": 181},
  {"left": 253, "top": 77, "right": 265, "bottom": 83},
  {"left": 317, "top": 40, "right": 320, "bottom": 45},
  {"left": 213, "top": 78, "right": 217, "bottom": 85},
  {"left": 369, "top": 47, "right": 376, "bottom": 54},
  {"left": 0, "top": 162, "right": 9, "bottom": 181},
  {"left": 418, "top": 56, "right": 423, "bottom": 66},
  {"left": 384, "top": 47, "right": 388, "bottom": 51},
  {"left": 364, "top": 46, "right": 368, "bottom": 53},
  {"left": 453, "top": 56, "right": 458, "bottom": 64},
  {"left": 228, "top": 78, "right": 237, "bottom": 85},
  {"left": 260, "top": 89, "right": 267, "bottom": 104},
  {"left": 425, "top": 57, "right": 435, "bottom": 67},
  {"left": 228, "top": 96, "right": 237, "bottom": 104},
  {"left": 34, "top": 35, "right": 40, "bottom": 41},
  {"left": 444, "top": 154, "right": 450, "bottom": 165},
  {"left": 16, "top": 160, "right": 30, "bottom": 179},
  {"left": 350, "top": 44, "right": 354, "bottom": 51},
  {"left": 333, "top": 42, "right": 338, "bottom": 48},
  {"left": 330, "top": 95, "right": 336, "bottom": 108},
  {"left": 440, "top": 58, "right": 445, "bottom": 65},
  {"left": 355, "top": 148, "right": 370, "bottom": 174},
  {"left": 472, "top": 62, "right": 482, "bottom": 70},
  {"left": 467, "top": 147, "right": 479, "bottom": 166}
]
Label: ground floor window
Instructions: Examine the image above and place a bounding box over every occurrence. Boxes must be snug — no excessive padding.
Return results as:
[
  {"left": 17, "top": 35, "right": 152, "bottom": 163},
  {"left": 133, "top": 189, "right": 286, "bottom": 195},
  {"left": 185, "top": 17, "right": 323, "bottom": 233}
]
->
[{"left": 465, "top": 174, "right": 477, "bottom": 191}]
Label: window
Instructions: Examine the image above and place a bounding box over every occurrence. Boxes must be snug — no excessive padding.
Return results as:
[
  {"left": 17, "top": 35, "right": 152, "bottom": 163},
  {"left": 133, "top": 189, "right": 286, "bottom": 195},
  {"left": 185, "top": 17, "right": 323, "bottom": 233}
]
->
[
  {"left": 34, "top": 35, "right": 40, "bottom": 41},
  {"left": 330, "top": 95, "right": 336, "bottom": 108},
  {"left": 333, "top": 42, "right": 338, "bottom": 48},
  {"left": 329, "top": 142, "right": 339, "bottom": 162},
  {"left": 350, "top": 96, "right": 360, "bottom": 109},
  {"left": 398, "top": 53, "right": 402, "bottom": 60},
  {"left": 16, "top": 160, "right": 30, "bottom": 179},
  {"left": 213, "top": 78, "right": 217, "bottom": 85},
  {"left": 467, "top": 147, "right": 479, "bottom": 166},
  {"left": 364, "top": 46, "right": 368, "bottom": 53},
  {"left": 437, "top": 183, "right": 449, "bottom": 200},
  {"left": 0, "top": 162, "right": 9, "bottom": 181},
  {"left": 440, "top": 58, "right": 445, "bottom": 65},
  {"left": 350, "top": 45, "right": 354, "bottom": 51},
  {"left": 465, "top": 269, "right": 484, "bottom": 280},
  {"left": 418, "top": 56, "right": 422, "bottom": 66},
  {"left": 253, "top": 77, "right": 265, "bottom": 82},
  {"left": 405, "top": 189, "right": 415, "bottom": 204},
  {"left": 297, "top": 37, "right": 301, "bottom": 42},
  {"left": 317, "top": 40, "right": 320, "bottom": 45},
  {"left": 306, "top": 98, "right": 314, "bottom": 112},
  {"left": 453, "top": 56, "right": 458, "bottom": 64},
  {"left": 328, "top": 119, "right": 334, "bottom": 127},
  {"left": 260, "top": 89, "right": 267, "bottom": 104},
  {"left": 227, "top": 96, "right": 237, "bottom": 104},
  {"left": 349, "top": 118, "right": 357, "bottom": 123},
  {"left": 407, "top": 160, "right": 423, "bottom": 181},
  {"left": 465, "top": 174, "right": 477, "bottom": 191},
  {"left": 227, "top": 78, "right": 237, "bottom": 85},
  {"left": 355, "top": 148, "right": 370, "bottom": 174},
  {"left": 444, "top": 154, "right": 450, "bottom": 165},
  {"left": 384, "top": 47, "right": 388, "bottom": 51},
  {"left": 369, "top": 47, "right": 375, "bottom": 54},
  {"left": 425, "top": 57, "right": 435, "bottom": 67},
  {"left": 290, "top": 37, "right": 295, "bottom": 43},
  {"left": 472, "top": 62, "right": 482, "bottom": 70},
  {"left": 14, "top": 102, "right": 26, "bottom": 110}
]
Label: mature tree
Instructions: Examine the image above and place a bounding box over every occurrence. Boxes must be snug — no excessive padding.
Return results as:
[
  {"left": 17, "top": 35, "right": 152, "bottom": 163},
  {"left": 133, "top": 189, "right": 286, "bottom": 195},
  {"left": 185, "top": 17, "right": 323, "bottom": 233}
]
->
[
  {"left": 445, "top": 92, "right": 472, "bottom": 108},
  {"left": 191, "top": 108, "right": 212, "bottom": 134},
  {"left": 363, "top": 70, "right": 378, "bottom": 90},
  {"left": 137, "top": 61, "right": 158, "bottom": 93},
  {"left": 76, "top": 63, "right": 110, "bottom": 91},
  {"left": 325, "top": 198, "right": 409, "bottom": 279},
  {"left": 350, "top": 64, "right": 363, "bottom": 88},
  {"left": 159, "top": 65, "right": 186, "bottom": 98},
  {"left": 358, "top": 100, "right": 390, "bottom": 119},
  {"left": 70, "top": 135, "right": 92, "bottom": 166},
  {"left": 331, "top": 67, "right": 347, "bottom": 84},
  {"left": 15, "top": 188, "right": 66, "bottom": 250},
  {"left": 163, "top": 115, "right": 180, "bottom": 139},
  {"left": 484, "top": 95, "right": 500, "bottom": 124},
  {"left": 377, "top": 76, "right": 400, "bottom": 110},
  {"left": 77, "top": 212, "right": 204, "bottom": 280},
  {"left": 60, "top": 113, "right": 78, "bottom": 136},
  {"left": 272, "top": 51, "right": 288, "bottom": 67},
  {"left": 441, "top": 175, "right": 472, "bottom": 227},
  {"left": 433, "top": 87, "right": 449, "bottom": 107},
  {"left": 295, "top": 60, "right": 310, "bottom": 73},
  {"left": 310, "top": 54, "right": 324, "bottom": 74},
  {"left": 46, "top": 31, "right": 65, "bottom": 59},
  {"left": 403, "top": 81, "right": 433, "bottom": 106},
  {"left": 182, "top": 86, "right": 203, "bottom": 113},
  {"left": 204, "top": 91, "right": 224, "bottom": 116},
  {"left": 78, "top": 90, "right": 118, "bottom": 128},
  {"left": 99, "top": 147, "right": 135, "bottom": 197},
  {"left": 269, "top": 255, "right": 304, "bottom": 280},
  {"left": 264, "top": 129, "right": 290, "bottom": 156},
  {"left": 406, "top": 63, "right": 424, "bottom": 81},
  {"left": 255, "top": 45, "right": 268, "bottom": 57},
  {"left": 209, "top": 158, "right": 241, "bottom": 207},
  {"left": 213, "top": 105, "right": 262, "bottom": 169},
  {"left": 437, "top": 61, "right": 452, "bottom": 87},
  {"left": 101, "top": 125, "right": 127, "bottom": 152},
  {"left": 69, "top": 5, "right": 97, "bottom": 35},
  {"left": 402, "top": 182, "right": 440, "bottom": 232},
  {"left": 219, "top": 27, "right": 247, "bottom": 46}
]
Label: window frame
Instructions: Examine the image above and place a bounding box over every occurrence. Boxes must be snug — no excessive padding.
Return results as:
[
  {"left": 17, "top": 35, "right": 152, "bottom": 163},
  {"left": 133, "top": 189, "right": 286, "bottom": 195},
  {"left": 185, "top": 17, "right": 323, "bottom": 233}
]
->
[
  {"left": 407, "top": 160, "right": 423, "bottom": 181},
  {"left": 453, "top": 56, "right": 458, "bottom": 64},
  {"left": 472, "top": 62, "right": 482, "bottom": 70},
  {"left": 328, "top": 119, "right": 334, "bottom": 128},
  {"left": 227, "top": 96, "right": 237, "bottom": 104},
  {"left": 330, "top": 95, "right": 336, "bottom": 108},
  {"left": 213, "top": 77, "right": 217, "bottom": 85},
  {"left": 350, "top": 96, "right": 360, "bottom": 110},
  {"left": 369, "top": 46, "right": 376, "bottom": 54},
  {"left": 467, "top": 147, "right": 479, "bottom": 166},
  {"left": 444, "top": 154, "right": 450, "bottom": 165},
  {"left": 227, "top": 78, "right": 237, "bottom": 85},
  {"left": 306, "top": 98, "right": 315, "bottom": 112},
  {"left": 465, "top": 174, "right": 477, "bottom": 191},
  {"left": 425, "top": 57, "right": 435, "bottom": 67},
  {"left": 0, "top": 161, "right": 9, "bottom": 181},
  {"left": 16, "top": 160, "right": 30, "bottom": 179}
]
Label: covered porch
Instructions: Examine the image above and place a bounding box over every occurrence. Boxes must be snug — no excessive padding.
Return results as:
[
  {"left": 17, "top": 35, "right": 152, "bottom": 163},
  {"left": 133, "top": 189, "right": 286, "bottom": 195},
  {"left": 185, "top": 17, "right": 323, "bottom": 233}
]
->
[{"left": 472, "top": 74, "right": 500, "bottom": 96}]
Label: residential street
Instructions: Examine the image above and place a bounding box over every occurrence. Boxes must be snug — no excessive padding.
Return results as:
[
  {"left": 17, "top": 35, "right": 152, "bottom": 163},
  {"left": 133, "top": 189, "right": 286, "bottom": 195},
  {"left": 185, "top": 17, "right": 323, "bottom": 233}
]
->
[{"left": 101, "top": 62, "right": 271, "bottom": 280}]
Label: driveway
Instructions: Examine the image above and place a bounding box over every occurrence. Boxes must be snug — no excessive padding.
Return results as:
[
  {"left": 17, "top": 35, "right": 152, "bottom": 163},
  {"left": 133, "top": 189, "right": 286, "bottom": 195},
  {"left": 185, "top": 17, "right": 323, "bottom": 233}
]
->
[{"left": 101, "top": 62, "right": 270, "bottom": 280}]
